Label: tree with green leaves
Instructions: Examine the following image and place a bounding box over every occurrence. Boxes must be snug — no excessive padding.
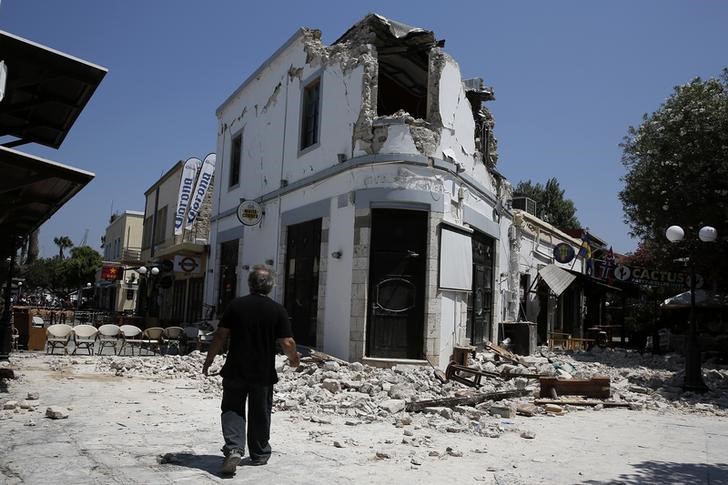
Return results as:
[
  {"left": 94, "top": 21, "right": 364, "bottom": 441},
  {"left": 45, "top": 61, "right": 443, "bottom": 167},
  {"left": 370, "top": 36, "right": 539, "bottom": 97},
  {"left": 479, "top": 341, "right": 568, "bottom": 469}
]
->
[
  {"left": 53, "top": 236, "right": 74, "bottom": 260},
  {"left": 62, "top": 246, "right": 102, "bottom": 290},
  {"left": 514, "top": 178, "right": 580, "bottom": 229},
  {"left": 619, "top": 69, "right": 728, "bottom": 287}
]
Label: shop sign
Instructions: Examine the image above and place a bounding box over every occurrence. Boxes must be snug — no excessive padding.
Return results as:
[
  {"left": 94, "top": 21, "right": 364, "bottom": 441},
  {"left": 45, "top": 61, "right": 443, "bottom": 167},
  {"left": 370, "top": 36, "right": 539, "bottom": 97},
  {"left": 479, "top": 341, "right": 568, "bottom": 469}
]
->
[
  {"left": 612, "top": 264, "right": 702, "bottom": 289},
  {"left": 174, "top": 255, "right": 201, "bottom": 274},
  {"left": 101, "top": 265, "right": 123, "bottom": 281},
  {"left": 553, "top": 243, "right": 575, "bottom": 264},
  {"left": 237, "top": 200, "right": 263, "bottom": 226}
]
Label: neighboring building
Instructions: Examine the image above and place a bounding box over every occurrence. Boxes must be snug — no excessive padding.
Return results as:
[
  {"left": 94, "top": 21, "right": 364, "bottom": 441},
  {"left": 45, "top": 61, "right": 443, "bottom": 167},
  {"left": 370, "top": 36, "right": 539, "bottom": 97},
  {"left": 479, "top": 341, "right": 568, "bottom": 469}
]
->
[
  {"left": 208, "top": 14, "right": 516, "bottom": 367},
  {"left": 96, "top": 210, "right": 144, "bottom": 313},
  {"left": 139, "top": 159, "right": 214, "bottom": 325}
]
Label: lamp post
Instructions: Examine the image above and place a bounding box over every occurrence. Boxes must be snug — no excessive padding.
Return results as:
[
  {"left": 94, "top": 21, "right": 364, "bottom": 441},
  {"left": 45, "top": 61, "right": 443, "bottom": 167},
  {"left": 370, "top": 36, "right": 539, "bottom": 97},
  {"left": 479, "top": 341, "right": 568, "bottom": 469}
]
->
[
  {"left": 665, "top": 224, "right": 717, "bottom": 393},
  {"left": 136, "top": 266, "right": 159, "bottom": 317}
]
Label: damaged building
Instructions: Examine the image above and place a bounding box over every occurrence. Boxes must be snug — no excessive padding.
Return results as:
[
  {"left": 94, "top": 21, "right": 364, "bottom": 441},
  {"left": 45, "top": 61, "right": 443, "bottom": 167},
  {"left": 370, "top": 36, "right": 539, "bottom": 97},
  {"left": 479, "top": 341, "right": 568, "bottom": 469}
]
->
[{"left": 206, "top": 14, "right": 590, "bottom": 366}]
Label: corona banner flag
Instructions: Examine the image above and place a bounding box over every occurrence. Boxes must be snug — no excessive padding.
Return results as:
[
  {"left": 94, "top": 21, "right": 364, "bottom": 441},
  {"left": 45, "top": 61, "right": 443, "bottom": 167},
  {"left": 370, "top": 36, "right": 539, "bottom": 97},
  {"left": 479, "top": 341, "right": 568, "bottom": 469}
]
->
[
  {"left": 185, "top": 153, "right": 216, "bottom": 231},
  {"left": 174, "top": 157, "right": 202, "bottom": 235}
]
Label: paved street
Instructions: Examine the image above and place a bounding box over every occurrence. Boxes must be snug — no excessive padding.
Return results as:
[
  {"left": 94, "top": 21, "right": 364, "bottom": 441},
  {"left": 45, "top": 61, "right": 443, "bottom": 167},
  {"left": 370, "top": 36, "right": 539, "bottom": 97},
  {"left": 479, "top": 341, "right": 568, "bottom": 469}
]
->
[{"left": 2, "top": 354, "right": 727, "bottom": 484}]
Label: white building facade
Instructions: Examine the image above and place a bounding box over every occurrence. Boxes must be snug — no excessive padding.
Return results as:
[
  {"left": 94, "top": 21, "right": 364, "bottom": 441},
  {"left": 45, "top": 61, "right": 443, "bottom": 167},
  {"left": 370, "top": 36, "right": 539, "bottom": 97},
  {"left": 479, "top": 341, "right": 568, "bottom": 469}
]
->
[{"left": 207, "top": 15, "right": 557, "bottom": 366}]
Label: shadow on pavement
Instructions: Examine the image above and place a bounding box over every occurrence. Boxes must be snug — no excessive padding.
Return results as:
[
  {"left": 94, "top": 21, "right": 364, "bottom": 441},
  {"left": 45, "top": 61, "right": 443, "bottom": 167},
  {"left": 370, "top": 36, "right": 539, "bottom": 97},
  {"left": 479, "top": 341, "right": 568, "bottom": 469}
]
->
[
  {"left": 580, "top": 461, "right": 728, "bottom": 484},
  {"left": 159, "top": 452, "right": 225, "bottom": 477}
]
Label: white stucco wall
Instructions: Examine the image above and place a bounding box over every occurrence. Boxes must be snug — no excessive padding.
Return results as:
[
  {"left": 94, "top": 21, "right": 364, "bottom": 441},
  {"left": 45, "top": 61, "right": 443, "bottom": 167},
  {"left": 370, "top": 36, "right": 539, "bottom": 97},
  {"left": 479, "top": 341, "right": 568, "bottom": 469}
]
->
[
  {"left": 323, "top": 199, "right": 355, "bottom": 358},
  {"left": 208, "top": 22, "right": 507, "bottom": 364}
]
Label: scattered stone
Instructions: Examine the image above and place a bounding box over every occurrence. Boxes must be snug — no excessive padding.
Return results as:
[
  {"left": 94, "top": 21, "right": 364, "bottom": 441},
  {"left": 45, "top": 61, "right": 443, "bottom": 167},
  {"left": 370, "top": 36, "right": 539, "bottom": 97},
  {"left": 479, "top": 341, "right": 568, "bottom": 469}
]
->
[
  {"left": 489, "top": 402, "right": 517, "bottom": 419},
  {"left": 20, "top": 400, "right": 39, "bottom": 409},
  {"left": 321, "top": 379, "right": 341, "bottom": 394},
  {"left": 520, "top": 431, "right": 536, "bottom": 439},
  {"left": 27, "top": 392, "right": 40, "bottom": 400},
  {"left": 376, "top": 451, "right": 391, "bottom": 460},
  {"left": 45, "top": 407, "right": 69, "bottom": 419},
  {"left": 446, "top": 447, "right": 463, "bottom": 457},
  {"left": 323, "top": 361, "right": 341, "bottom": 372},
  {"left": 24, "top": 420, "right": 36, "bottom": 427},
  {"left": 3, "top": 401, "right": 18, "bottom": 410},
  {"left": 629, "top": 402, "right": 645, "bottom": 411},
  {"left": 544, "top": 404, "right": 563, "bottom": 415},
  {"left": 593, "top": 403, "right": 604, "bottom": 411},
  {"left": 428, "top": 451, "right": 440, "bottom": 457},
  {"left": 411, "top": 457, "right": 422, "bottom": 465},
  {"left": 284, "top": 400, "right": 300, "bottom": 411},
  {"left": 516, "top": 403, "right": 538, "bottom": 417},
  {"left": 333, "top": 440, "right": 345, "bottom": 448},
  {"left": 403, "top": 429, "right": 414, "bottom": 437},
  {"left": 379, "top": 399, "right": 405, "bottom": 414}
]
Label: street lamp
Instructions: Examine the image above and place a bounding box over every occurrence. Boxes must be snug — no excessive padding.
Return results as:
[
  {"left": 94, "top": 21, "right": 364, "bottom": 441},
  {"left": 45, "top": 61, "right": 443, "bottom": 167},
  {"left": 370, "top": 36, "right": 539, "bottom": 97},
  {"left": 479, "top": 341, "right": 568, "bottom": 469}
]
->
[
  {"left": 665, "top": 224, "right": 717, "bottom": 393},
  {"left": 17, "top": 281, "right": 22, "bottom": 303}
]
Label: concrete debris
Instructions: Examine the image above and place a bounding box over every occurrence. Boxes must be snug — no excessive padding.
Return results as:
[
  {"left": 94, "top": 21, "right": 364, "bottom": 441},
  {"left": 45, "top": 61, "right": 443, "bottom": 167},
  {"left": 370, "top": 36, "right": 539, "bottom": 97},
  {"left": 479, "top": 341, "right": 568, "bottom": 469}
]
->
[
  {"left": 45, "top": 406, "right": 69, "bottom": 419},
  {"left": 4, "top": 343, "right": 724, "bottom": 441}
]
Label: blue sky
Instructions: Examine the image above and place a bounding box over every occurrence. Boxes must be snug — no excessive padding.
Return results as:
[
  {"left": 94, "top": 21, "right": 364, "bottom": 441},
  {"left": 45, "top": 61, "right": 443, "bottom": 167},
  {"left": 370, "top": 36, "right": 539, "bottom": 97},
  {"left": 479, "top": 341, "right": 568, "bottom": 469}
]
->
[{"left": 3, "top": 1, "right": 727, "bottom": 256}]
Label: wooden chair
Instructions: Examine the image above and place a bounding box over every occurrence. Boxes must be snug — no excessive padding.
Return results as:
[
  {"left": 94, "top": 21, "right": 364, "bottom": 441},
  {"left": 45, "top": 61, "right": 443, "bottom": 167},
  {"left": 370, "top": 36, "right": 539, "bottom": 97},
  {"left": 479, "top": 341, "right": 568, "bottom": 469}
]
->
[
  {"left": 11, "top": 325, "right": 20, "bottom": 351},
  {"left": 72, "top": 324, "right": 98, "bottom": 355}
]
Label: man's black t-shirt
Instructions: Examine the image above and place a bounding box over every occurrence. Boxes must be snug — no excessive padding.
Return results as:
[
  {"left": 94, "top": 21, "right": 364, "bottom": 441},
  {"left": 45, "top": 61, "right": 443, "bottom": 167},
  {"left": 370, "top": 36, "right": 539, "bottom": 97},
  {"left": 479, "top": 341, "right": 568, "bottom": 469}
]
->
[{"left": 218, "top": 293, "right": 293, "bottom": 385}]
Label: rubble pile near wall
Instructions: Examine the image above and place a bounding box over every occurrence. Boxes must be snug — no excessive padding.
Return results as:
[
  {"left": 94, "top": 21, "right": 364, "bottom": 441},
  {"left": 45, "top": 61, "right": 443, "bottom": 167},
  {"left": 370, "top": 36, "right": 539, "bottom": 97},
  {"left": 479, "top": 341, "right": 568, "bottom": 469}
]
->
[
  {"left": 471, "top": 347, "right": 728, "bottom": 416},
  {"left": 4, "top": 347, "right": 726, "bottom": 438}
]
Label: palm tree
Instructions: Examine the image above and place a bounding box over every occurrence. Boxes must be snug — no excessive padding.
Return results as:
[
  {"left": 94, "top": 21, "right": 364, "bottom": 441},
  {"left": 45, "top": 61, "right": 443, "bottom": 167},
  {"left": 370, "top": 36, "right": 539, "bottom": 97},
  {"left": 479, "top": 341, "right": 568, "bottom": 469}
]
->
[{"left": 53, "top": 236, "right": 74, "bottom": 260}]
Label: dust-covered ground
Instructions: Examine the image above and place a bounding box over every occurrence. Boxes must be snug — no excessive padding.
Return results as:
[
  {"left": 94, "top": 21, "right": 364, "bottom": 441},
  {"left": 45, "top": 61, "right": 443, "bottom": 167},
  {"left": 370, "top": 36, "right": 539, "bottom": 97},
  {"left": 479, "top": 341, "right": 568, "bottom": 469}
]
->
[{"left": 1, "top": 349, "right": 727, "bottom": 485}]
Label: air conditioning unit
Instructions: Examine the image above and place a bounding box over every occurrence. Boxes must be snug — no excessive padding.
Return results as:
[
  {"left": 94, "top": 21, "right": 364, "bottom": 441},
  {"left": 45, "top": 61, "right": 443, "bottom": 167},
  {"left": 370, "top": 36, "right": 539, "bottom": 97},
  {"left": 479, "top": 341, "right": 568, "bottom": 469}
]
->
[{"left": 511, "top": 197, "right": 537, "bottom": 216}]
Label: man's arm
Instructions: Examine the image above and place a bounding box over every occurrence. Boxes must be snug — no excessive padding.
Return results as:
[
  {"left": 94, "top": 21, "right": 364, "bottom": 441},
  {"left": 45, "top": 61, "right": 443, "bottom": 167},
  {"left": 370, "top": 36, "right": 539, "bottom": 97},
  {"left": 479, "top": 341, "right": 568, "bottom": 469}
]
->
[
  {"left": 277, "top": 337, "right": 300, "bottom": 368},
  {"left": 202, "top": 327, "right": 231, "bottom": 376}
]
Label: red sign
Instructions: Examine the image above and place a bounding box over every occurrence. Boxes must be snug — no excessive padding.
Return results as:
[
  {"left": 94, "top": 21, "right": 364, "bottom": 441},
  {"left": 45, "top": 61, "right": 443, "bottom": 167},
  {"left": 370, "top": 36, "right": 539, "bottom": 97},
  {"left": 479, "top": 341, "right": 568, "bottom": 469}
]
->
[{"left": 101, "top": 265, "right": 123, "bottom": 281}]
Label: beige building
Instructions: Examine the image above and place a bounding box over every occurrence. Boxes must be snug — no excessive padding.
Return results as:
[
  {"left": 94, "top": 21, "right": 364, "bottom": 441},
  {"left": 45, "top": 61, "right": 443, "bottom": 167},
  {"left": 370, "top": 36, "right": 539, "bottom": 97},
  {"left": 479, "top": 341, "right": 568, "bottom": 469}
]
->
[
  {"left": 97, "top": 210, "right": 144, "bottom": 312},
  {"left": 139, "top": 160, "right": 213, "bottom": 325}
]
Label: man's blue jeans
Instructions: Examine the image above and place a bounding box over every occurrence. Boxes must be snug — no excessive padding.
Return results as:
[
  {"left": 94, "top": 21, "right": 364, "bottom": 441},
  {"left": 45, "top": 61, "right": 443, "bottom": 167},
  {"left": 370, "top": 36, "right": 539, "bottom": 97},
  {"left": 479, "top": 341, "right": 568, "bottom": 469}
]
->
[{"left": 221, "top": 377, "right": 273, "bottom": 461}]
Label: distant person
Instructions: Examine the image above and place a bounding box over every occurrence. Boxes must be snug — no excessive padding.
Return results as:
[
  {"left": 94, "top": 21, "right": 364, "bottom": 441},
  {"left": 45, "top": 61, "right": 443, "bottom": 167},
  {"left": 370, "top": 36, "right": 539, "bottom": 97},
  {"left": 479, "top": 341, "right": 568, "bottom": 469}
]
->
[{"left": 202, "top": 264, "right": 299, "bottom": 475}]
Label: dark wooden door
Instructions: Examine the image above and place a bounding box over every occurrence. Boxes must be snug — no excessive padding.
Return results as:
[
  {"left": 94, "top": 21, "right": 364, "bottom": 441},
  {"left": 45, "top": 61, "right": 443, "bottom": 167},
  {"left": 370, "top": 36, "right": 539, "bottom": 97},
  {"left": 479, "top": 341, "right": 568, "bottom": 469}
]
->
[
  {"left": 467, "top": 233, "right": 494, "bottom": 346},
  {"left": 284, "top": 219, "right": 321, "bottom": 347},
  {"left": 367, "top": 209, "right": 427, "bottom": 359}
]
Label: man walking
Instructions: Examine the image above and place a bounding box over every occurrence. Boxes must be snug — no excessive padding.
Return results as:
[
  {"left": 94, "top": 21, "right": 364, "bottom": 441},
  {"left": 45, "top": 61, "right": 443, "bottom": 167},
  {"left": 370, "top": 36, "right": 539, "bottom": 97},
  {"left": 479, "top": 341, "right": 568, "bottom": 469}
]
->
[{"left": 202, "top": 264, "right": 300, "bottom": 475}]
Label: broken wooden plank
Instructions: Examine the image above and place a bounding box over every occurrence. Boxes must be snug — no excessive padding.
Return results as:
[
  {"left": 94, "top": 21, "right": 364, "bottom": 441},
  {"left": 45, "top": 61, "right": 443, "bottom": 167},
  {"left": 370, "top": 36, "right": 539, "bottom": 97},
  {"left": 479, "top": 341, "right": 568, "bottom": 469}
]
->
[
  {"left": 534, "top": 398, "right": 630, "bottom": 408},
  {"left": 484, "top": 340, "right": 525, "bottom": 365},
  {"left": 405, "top": 389, "right": 531, "bottom": 413},
  {"left": 539, "top": 376, "right": 610, "bottom": 399}
]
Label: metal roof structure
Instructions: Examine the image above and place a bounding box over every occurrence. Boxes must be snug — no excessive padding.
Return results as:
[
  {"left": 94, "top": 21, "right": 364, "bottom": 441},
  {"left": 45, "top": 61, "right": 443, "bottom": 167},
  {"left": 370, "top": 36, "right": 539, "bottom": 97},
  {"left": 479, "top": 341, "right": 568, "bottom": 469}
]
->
[
  {"left": 0, "top": 146, "right": 94, "bottom": 257},
  {"left": 0, "top": 30, "right": 107, "bottom": 149},
  {"left": 0, "top": 30, "right": 106, "bottom": 259}
]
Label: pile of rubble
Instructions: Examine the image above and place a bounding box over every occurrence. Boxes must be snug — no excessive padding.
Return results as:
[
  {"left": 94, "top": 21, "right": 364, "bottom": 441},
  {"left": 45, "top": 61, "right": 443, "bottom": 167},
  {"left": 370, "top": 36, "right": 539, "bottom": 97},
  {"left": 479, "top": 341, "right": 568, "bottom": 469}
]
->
[{"left": 3, "top": 345, "right": 727, "bottom": 439}]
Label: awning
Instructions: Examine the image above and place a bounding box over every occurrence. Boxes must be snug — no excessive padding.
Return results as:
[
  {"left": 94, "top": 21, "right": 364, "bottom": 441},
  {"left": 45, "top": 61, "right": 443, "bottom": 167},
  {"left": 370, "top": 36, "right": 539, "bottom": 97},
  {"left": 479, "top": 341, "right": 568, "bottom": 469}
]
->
[
  {"left": 0, "top": 30, "right": 107, "bottom": 149},
  {"left": 662, "top": 290, "right": 728, "bottom": 309},
  {"left": 538, "top": 264, "right": 576, "bottom": 296},
  {"left": 0, "top": 145, "right": 94, "bottom": 258}
]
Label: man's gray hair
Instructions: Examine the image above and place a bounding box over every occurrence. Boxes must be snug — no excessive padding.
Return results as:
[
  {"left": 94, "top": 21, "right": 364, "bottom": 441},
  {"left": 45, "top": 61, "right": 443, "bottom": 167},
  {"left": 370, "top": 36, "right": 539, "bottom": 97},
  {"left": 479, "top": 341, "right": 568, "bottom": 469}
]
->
[{"left": 248, "top": 264, "right": 275, "bottom": 295}]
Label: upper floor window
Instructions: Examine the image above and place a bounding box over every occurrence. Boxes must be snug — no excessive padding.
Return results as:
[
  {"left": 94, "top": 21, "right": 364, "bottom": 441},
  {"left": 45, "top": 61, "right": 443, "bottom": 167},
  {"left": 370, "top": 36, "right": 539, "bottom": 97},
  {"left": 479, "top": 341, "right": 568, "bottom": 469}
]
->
[
  {"left": 300, "top": 77, "right": 321, "bottom": 151},
  {"left": 142, "top": 216, "right": 153, "bottom": 250},
  {"left": 229, "top": 133, "right": 242, "bottom": 188},
  {"left": 154, "top": 206, "right": 168, "bottom": 245}
]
